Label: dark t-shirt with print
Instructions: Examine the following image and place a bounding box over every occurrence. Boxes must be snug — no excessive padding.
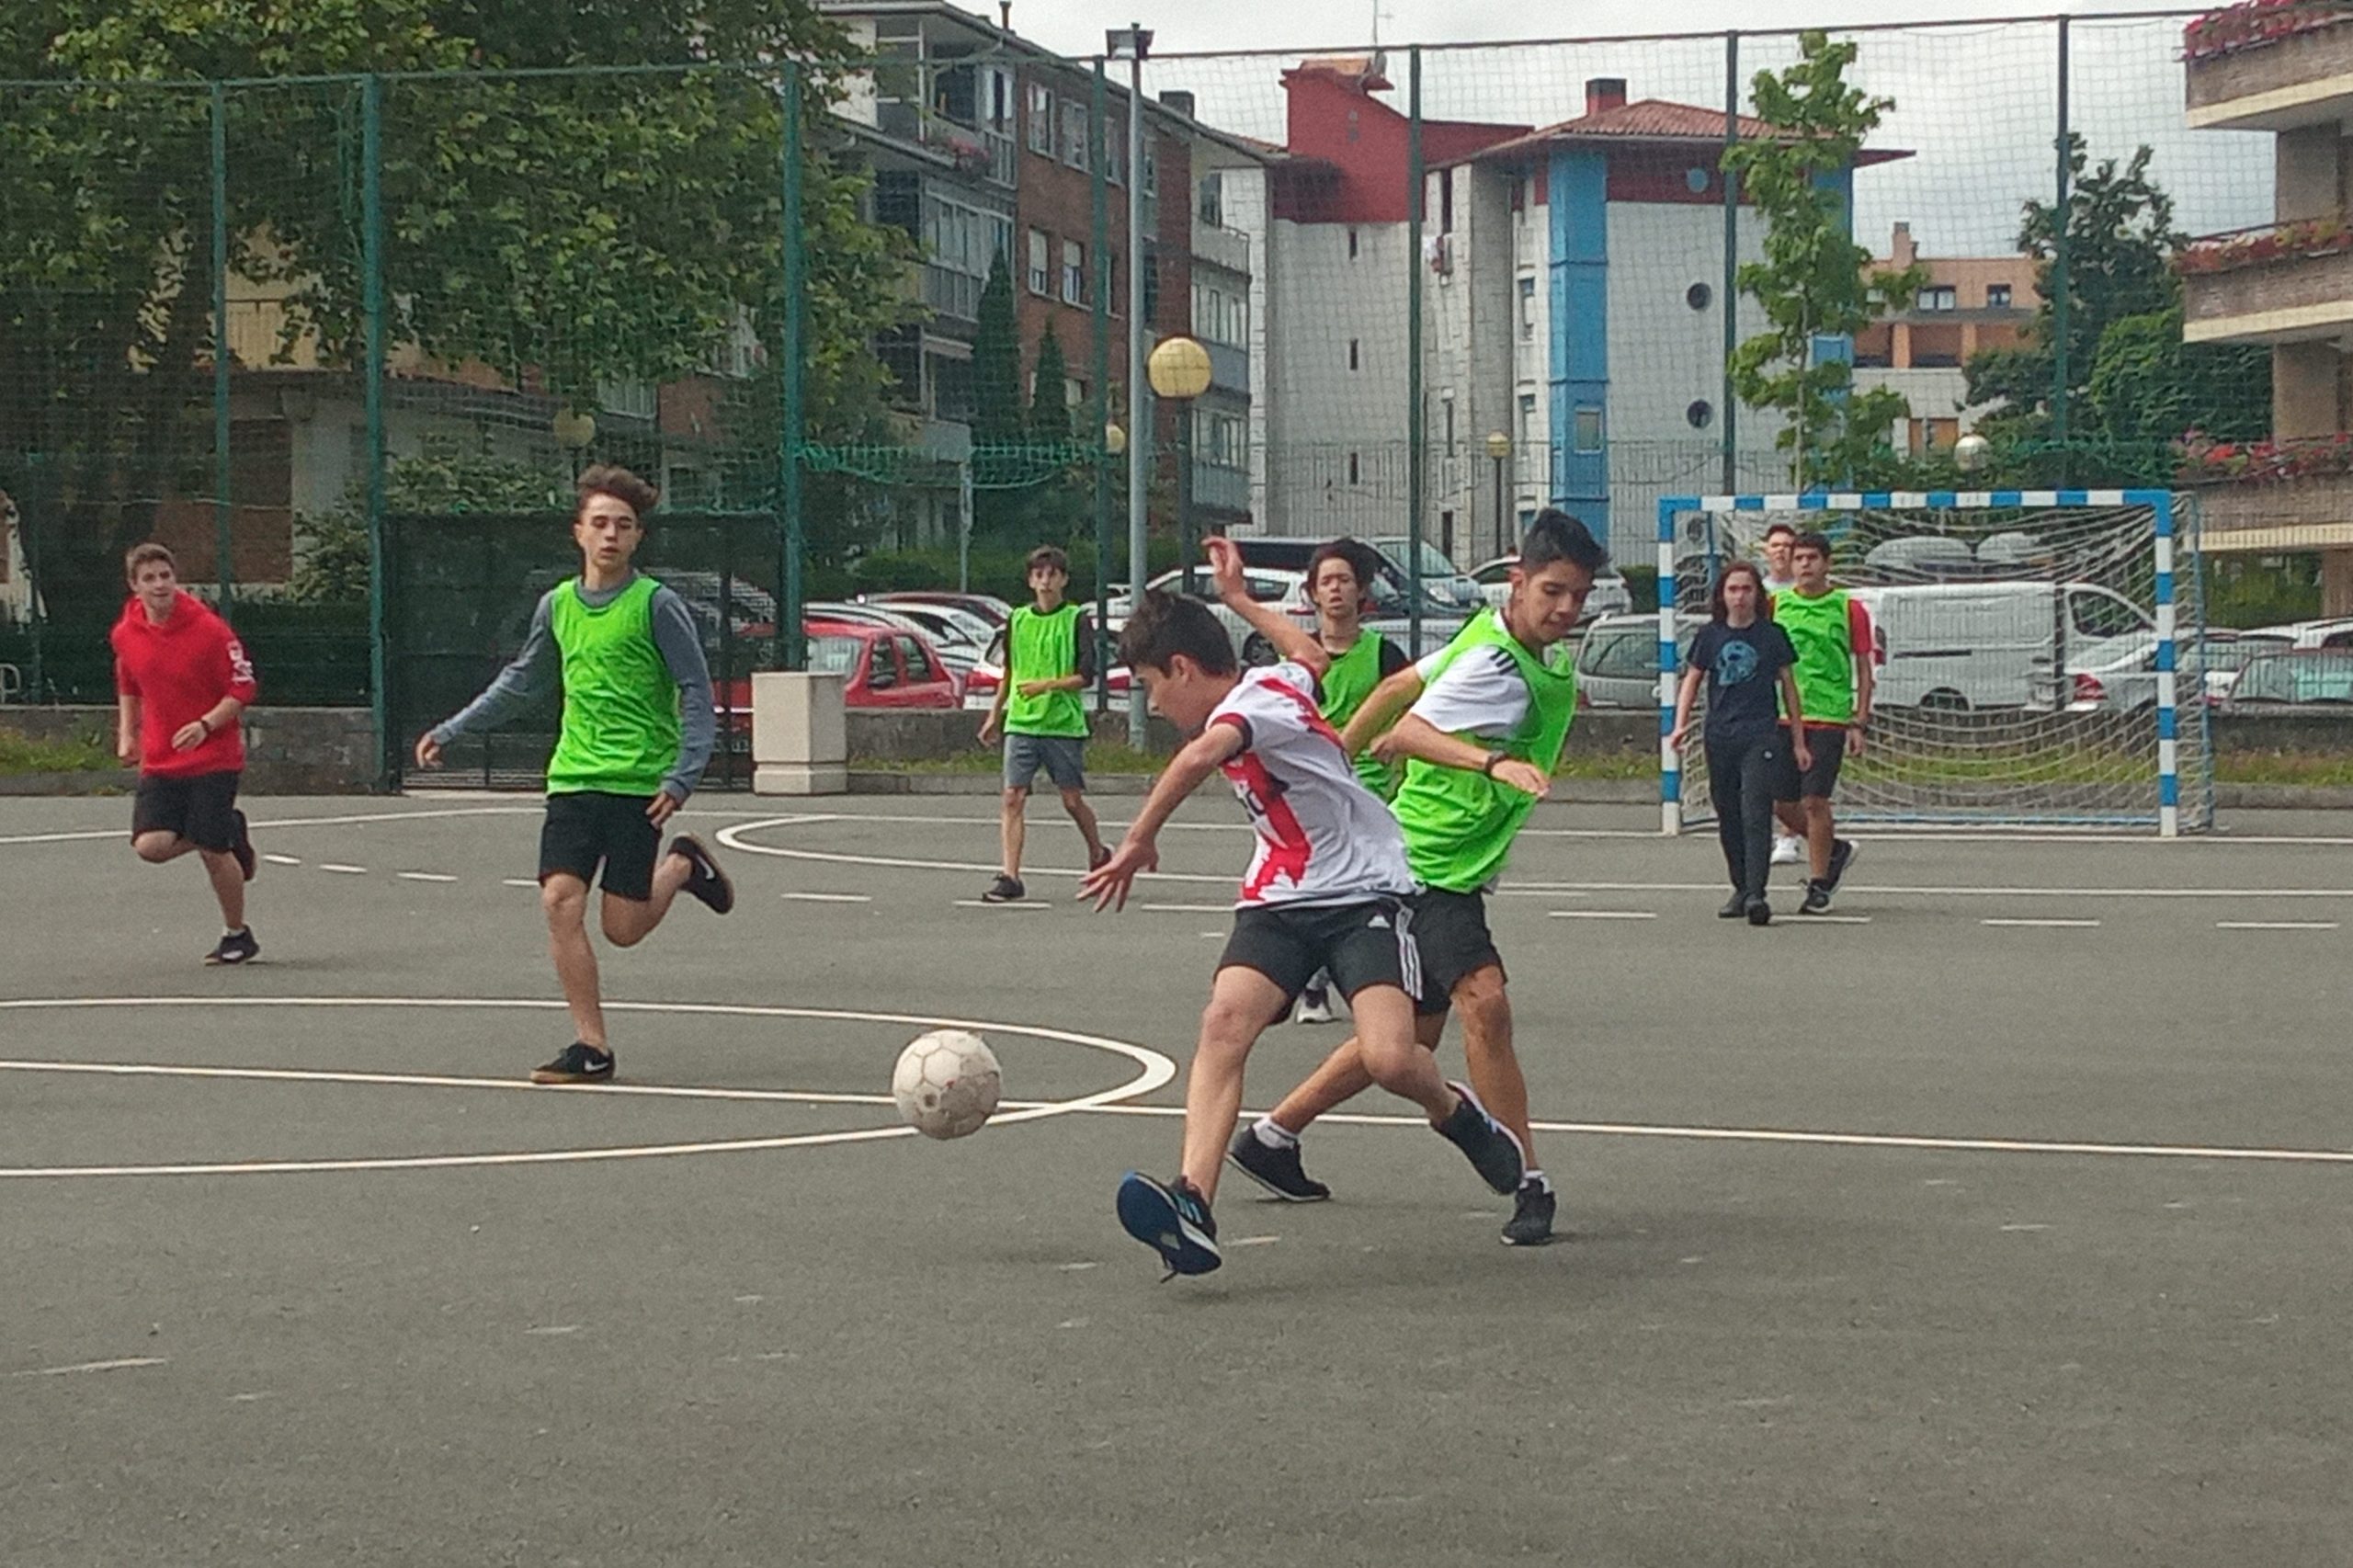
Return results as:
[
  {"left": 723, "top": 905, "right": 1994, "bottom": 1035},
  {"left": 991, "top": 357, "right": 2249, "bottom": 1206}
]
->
[{"left": 1690, "top": 619, "right": 1798, "bottom": 744}]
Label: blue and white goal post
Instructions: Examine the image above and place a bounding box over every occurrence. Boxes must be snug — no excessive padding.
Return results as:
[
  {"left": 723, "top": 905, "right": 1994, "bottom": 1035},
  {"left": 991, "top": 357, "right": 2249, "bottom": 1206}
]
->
[{"left": 1654, "top": 489, "right": 2210, "bottom": 838}]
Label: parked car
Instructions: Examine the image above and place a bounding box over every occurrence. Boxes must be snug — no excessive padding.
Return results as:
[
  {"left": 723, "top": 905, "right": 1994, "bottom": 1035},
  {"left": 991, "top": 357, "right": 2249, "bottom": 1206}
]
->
[
  {"left": 1574, "top": 612, "right": 1703, "bottom": 709},
  {"left": 2197, "top": 628, "right": 2290, "bottom": 705},
  {"left": 1471, "top": 554, "right": 1633, "bottom": 623},
  {"left": 867, "top": 590, "right": 1015, "bottom": 632},
  {"left": 2245, "top": 615, "right": 2353, "bottom": 652},
  {"left": 853, "top": 598, "right": 995, "bottom": 680},
  {"left": 1367, "top": 535, "right": 1486, "bottom": 611},
  {"left": 1107, "top": 562, "right": 1476, "bottom": 664},
  {"left": 1845, "top": 581, "right": 2159, "bottom": 712},
  {"left": 2222, "top": 649, "right": 2353, "bottom": 710}
]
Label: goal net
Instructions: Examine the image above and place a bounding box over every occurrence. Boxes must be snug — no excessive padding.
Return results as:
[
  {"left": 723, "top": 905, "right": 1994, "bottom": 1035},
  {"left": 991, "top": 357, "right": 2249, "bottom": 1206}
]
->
[{"left": 1655, "top": 490, "right": 2210, "bottom": 835}]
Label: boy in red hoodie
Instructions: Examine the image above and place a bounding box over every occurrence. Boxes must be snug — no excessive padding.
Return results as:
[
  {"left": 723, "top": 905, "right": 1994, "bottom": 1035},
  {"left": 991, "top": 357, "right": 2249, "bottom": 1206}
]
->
[{"left": 110, "top": 541, "right": 262, "bottom": 964}]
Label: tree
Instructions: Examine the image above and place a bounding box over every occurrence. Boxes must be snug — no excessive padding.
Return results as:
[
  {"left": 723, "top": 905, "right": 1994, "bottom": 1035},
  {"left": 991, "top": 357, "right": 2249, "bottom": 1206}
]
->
[
  {"left": 968, "top": 249, "right": 1027, "bottom": 540},
  {"left": 0, "top": 0, "right": 912, "bottom": 623},
  {"left": 289, "top": 437, "right": 570, "bottom": 604},
  {"left": 1722, "top": 31, "right": 1927, "bottom": 490},
  {"left": 1962, "top": 139, "right": 2267, "bottom": 475},
  {"left": 1024, "top": 323, "right": 1088, "bottom": 544}
]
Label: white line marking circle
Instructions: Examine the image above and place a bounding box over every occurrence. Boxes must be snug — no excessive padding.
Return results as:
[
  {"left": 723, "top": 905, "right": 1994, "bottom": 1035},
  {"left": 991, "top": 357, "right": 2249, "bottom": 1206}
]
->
[{"left": 0, "top": 997, "right": 1176, "bottom": 1180}]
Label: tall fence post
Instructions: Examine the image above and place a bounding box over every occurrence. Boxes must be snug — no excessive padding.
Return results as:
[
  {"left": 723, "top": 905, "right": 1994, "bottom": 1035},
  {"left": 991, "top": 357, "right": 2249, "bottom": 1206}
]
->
[
  {"left": 210, "top": 82, "right": 234, "bottom": 611},
  {"left": 779, "top": 62, "right": 808, "bottom": 674},
  {"left": 1721, "top": 31, "right": 1741, "bottom": 498},
  {"left": 1405, "top": 46, "right": 1426, "bottom": 656},
  {"left": 2052, "top": 17, "right": 2073, "bottom": 479},
  {"left": 361, "top": 74, "right": 390, "bottom": 788},
  {"left": 1091, "top": 60, "right": 1114, "bottom": 713}
]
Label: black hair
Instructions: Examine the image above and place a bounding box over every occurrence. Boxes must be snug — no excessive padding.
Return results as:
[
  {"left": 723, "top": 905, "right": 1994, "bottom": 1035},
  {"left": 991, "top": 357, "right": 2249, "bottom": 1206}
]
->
[
  {"left": 1709, "top": 560, "right": 1768, "bottom": 622},
  {"left": 1519, "top": 508, "right": 1608, "bottom": 576},
  {"left": 1791, "top": 529, "right": 1833, "bottom": 560},
  {"left": 1117, "top": 588, "right": 1238, "bottom": 677},
  {"left": 1306, "top": 536, "right": 1383, "bottom": 603}
]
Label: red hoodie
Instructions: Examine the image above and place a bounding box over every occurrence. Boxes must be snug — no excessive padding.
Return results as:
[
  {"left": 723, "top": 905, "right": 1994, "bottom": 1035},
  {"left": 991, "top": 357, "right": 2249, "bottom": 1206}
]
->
[{"left": 110, "top": 591, "right": 259, "bottom": 778}]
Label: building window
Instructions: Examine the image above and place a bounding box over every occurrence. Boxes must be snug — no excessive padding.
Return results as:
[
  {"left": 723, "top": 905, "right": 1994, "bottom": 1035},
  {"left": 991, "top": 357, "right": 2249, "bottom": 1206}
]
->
[
  {"left": 1347, "top": 228, "right": 1359, "bottom": 260},
  {"left": 1439, "top": 169, "right": 1455, "bottom": 235},
  {"left": 1027, "top": 229, "right": 1050, "bottom": 296},
  {"left": 1106, "top": 134, "right": 1124, "bottom": 187},
  {"left": 1198, "top": 172, "right": 1223, "bottom": 229},
  {"left": 1065, "top": 377, "right": 1086, "bottom": 410},
  {"left": 1573, "top": 406, "right": 1603, "bottom": 454},
  {"left": 1519, "top": 277, "right": 1537, "bottom": 340},
  {"left": 1686, "top": 399, "right": 1713, "bottom": 430},
  {"left": 1061, "top": 102, "right": 1089, "bottom": 170},
  {"left": 1027, "top": 83, "right": 1052, "bottom": 154},
  {"left": 1063, "top": 240, "right": 1086, "bottom": 305},
  {"left": 1142, "top": 151, "right": 1157, "bottom": 196},
  {"left": 1686, "top": 281, "right": 1711, "bottom": 312},
  {"left": 1916, "top": 285, "right": 1957, "bottom": 312},
  {"left": 1685, "top": 167, "right": 1711, "bottom": 195},
  {"left": 1347, "top": 452, "right": 1359, "bottom": 485},
  {"left": 1443, "top": 396, "right": 1456, "bottom": 455},
  {"left": 1518, "top": 392, "right": 1536, "bottom": 445},
  {"left": 1986, "top": 283, "right": 2013, "bottom": 309},
  {"left": 1348, "top": 338, "right": 1359, "bottom": 371}
]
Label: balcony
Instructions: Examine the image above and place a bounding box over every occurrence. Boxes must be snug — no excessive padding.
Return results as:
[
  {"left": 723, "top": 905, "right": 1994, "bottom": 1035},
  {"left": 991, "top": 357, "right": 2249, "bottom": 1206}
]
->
[
  {"left": 1205, "top": 339, "right": 1249, "bottom": 395},
  {"left": 1192, "top": 222, "right": 1251, "bottom": 278},
  {"left": 1191, "top": 461, "right": 1251, "bottom": 516},
  {"left": 2181, "top": 219, "right": 2353, "bottom": 343},
  {"left": 2186, "top": 4, "right": 2353, "bottom": 131},
  {"left": 923, "top": 263, "right": 983, "bottom": 324}
]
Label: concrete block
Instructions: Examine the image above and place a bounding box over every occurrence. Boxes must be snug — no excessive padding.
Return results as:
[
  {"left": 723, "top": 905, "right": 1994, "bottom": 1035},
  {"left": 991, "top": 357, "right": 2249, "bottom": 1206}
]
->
[
  {"left": 756, "top": 762, "right": 849, "bottom": 795},
  {"left": 752, "top": 672, "right": 847, "bottom": 794}
]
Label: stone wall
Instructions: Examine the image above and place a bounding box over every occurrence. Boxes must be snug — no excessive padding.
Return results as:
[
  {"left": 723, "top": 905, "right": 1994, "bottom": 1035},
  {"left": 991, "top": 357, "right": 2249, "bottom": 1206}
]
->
[{"left": 1, "top": 706, "right": 378, "bottom": 793}]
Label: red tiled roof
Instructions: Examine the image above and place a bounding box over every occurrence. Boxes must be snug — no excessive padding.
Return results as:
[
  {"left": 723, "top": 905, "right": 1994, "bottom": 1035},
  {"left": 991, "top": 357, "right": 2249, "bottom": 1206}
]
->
[{"left": 1456, "top": 97, "right": 1909, "bottom": 167}]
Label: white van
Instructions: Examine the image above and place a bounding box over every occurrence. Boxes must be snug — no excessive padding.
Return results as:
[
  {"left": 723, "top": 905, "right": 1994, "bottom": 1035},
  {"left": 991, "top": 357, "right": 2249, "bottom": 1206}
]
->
[{"left": 1846, "top": 581, "right": 2157, "bottom": 712}]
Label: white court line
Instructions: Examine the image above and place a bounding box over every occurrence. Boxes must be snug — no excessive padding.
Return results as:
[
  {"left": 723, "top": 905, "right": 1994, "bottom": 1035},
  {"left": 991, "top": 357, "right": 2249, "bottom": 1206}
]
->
[
  {"left": 715, "top": 819, "right": 1234, "bottom": 884},
  {"left": 1139, "top": 903, "right": 1233, "bottom": 914},
  {"left": 1982, "top": 917, "right": 2102, "bottom": 928},
  {"left": 262, "top": 854, "right": 301, "bottom": 866},
  {"left": 0, "top": 997, "right": 1177, "bottom": 1179},
  {"left": 780, "top": 892, "right": 872, "bottom": 903},
  {"left": 1790, "top": 915, "right": 1872, "bottom": 925},
  {"left": 502, "top": 878, "right": 539, "bottom": 888},
  {"left": 0, "top": 803, "right": 540, "bottom": 847},
  {"left": 396, "top": 871, "right": 457, "bottom": 883},
  {"left": 952, "top": 899, "right": 1053, "bottom": 910},
  {"left": 1546, "top": 910, "right": 1655, "bottom": 921},
  {"left": 12, "top": 1357, "right": 169, "bottom": 1378},
  {"left": 318, "top": 864, "right": 368, "bottom": 875},
  {"left": 1503, "top": 881, "right": 2353, "bottom": 900},
  {"left": 2215, "top": 921, "right": 2339, "bottom": 931}
]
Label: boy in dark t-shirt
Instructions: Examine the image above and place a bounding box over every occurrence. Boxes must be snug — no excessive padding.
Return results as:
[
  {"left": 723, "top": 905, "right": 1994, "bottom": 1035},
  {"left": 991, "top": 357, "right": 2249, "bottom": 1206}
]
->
[{"left": 1669, "top": 561, "right": 1810, "bottom": 924}]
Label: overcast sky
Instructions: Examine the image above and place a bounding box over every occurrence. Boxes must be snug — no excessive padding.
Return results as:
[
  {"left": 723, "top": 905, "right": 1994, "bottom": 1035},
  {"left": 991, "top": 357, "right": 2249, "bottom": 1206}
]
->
[{"left": 999, "top": 2, "right": 2269, "bottom": 256}]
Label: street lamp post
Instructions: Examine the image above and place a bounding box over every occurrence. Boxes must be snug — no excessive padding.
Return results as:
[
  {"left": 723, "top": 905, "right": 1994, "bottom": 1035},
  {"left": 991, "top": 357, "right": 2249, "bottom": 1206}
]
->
[
  {"left": 1485, "top": 430, "right": 1512, "bottom": 560},
  {"left": 1108, "top": 22, "right": 1153, "bottom": 747},
  {"left": 1147, "top": 336, "right": 1212, "bottom": 598},
  {"left": 1097, "top": 421, "right": 1126, "bottom": 712}
]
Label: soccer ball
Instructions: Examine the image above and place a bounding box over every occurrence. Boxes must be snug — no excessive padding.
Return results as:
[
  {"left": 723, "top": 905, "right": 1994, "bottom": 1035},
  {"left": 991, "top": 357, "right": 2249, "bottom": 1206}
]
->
[
  {"left": 892, "top": 1029, "right": 1001, "bottom": 1141},
  {"left": 1954, "top": 432, "right": 1992, "bottom": 472}
]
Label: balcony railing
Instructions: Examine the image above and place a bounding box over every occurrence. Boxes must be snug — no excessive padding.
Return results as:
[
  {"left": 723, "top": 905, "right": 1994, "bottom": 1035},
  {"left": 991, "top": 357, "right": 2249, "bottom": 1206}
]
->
[
  {"left": 1192, "top": 222, "right": 1251, "bottom": 276},
  {"left": 923, "top": 264, "right": 983, "bottom": 324},
  {"left": 2181, "top": 218, "right": 2353, "bottom": 341},
  {"left": 2186, "top": 3, "right": 2353, "bottom": 131}
]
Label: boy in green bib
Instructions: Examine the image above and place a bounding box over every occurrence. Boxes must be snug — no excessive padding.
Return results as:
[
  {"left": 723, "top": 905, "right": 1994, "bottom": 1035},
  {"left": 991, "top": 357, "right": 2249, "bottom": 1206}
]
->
[
  {"left": 1290, "top": 536, "right": 1409, "bottom": 1024},
  {"left": 1229, "top": 510, "right": 1606, "bottom": 1247},
  {"left": 416, "top": 465, "right": 733, "bottom": 1085},
  {"left": 976, "top": 545, "right": 1108, "bottom": 903},
  {"left": 1768, "top": 529, "right": 1875, "bottom": 915}
]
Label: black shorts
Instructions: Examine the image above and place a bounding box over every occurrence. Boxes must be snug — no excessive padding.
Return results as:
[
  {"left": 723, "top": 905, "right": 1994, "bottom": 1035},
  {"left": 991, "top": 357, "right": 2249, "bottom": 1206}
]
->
[
  {"left": 540, "top": 790, "right": 663, "bottom": 900},
  {"left": 1409, "top": 887, "right": 1506, "bottom": 1017},
  {"left": 131, "top": 770, "right": 242, "bottom": 852},
  {"left": 1217, "top": 897, "right": 1422, "bottom": 1024},
  {"left": 1773, "top": 724, "right": 1847, "bottom": 802}
]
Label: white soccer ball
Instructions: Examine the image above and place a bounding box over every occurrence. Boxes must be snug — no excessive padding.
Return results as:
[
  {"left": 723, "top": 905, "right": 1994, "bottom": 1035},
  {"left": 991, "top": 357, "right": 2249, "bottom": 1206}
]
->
[
  {"left": 892, "top": 1029, "right": 1002, "bottom": 1141},
  {"left": 1953, "top": 432, "right": 1992, "bottom": 472}
]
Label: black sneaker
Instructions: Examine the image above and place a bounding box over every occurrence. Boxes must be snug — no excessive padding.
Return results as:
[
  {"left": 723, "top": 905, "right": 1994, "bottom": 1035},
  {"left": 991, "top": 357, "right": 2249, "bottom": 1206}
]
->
[
  {"left": 980, "top": 874, "right": 1026, "bottom": 903},
  {"left": 1437, "top": 1080, "right": 1525, "bottom": 1196},
  {"left": 1502, "top": 1177, "right": 1557, "bottom": 1247},
  {"left": 1824, "top": 837, "right": 1858, "bottom": 893},
  {"left": 531, "top": 1042, "right": 614, "bottom": 1085},
  {"left": 1718, "top": 893, "right": 1747, "bottom": 919},
  {"left": 668, "top": 834, "right": 734, "bottom": 915},
  {"left": 203, "top": 927, "right": 259, "bottom": 966},
  {"left": 1801, "top": 880, "right": 1834, "bottom": 915},
  {"left": 1225, "top": 1126, "right": 1331, "bottom": 1202},
  {"left": 1116, "top": 1172, "right": 1222, "bottom": 1278},
  {"left": 229, "top": 810, "right": 256, "bottom": 883},
  {"left": 1745, "top": 896, "right": 1772, "bottom": 926}
]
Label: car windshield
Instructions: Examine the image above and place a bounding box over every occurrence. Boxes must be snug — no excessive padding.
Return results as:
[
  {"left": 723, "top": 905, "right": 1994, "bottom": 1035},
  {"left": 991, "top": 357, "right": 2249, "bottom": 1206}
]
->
[
  {"left": 2236, "top": 654, "right": 2353, "bottom": 703},
  {"left": 805, "top": 635, "right": 862, "bottom": 676},
  {"left": 2207, "top": 634, "right": 2288, "bottom": 673},
  {"left": 1578, "top": 626, "right": 1655, "bottom": 680}
]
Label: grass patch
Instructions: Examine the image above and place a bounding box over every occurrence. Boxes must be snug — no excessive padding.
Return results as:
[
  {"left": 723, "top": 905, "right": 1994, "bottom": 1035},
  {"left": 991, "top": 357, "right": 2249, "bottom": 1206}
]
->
[
  {"left": 0, "top": 724, "right": 119, "bottom": 775},
  {"left": 2214, "top": 750, "right": 2353, "bottom": 788}
]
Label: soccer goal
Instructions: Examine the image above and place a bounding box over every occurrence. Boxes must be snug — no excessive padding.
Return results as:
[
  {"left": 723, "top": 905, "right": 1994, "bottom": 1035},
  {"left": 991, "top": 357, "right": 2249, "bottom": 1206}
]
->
[{"left": 1654, "top": 490, "right": 2210, "bottom": 837}]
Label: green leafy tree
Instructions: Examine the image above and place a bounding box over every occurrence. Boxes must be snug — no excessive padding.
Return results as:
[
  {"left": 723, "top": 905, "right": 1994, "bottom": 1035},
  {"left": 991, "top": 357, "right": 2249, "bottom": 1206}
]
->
[
  {"left": 290, "top": 437, "right": 569, "bottom": 604},
  {"left": 1722, "top": 31, "right": 1927, "bottom": 490},
  {"left": 0, "top": 0, "right": 911, "bottom": 623},
  {"left": 967, "top": 249, "right": 1028, "bottom": 540},
  {"left": 1963, "top": 140, "right": 2267, "bottom": 477},
  {"left": 1024, "top": 323, "right": 1089, "bottom": 544}
]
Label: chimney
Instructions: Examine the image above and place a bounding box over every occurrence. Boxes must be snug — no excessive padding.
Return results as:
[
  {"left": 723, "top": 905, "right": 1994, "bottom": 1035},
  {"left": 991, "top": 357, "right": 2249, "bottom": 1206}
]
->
[
  {"left": 1585, "top": 77, "right": 1627, "bottom": 117},
  {"left": 1891, "top": 222, "right": 1915, "bottom": 267},
  {"left": 1160, "top": 88, "right": 1196, "bottom": 118},
  {"left": 997, "top": 2, "right": 1013, "bottom": 30}
]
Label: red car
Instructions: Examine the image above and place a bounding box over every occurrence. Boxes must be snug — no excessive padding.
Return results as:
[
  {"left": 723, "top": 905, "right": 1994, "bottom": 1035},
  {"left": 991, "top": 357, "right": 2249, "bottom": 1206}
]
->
[{"left": 716, "top": 619, "right": 961, "bottom": 751}]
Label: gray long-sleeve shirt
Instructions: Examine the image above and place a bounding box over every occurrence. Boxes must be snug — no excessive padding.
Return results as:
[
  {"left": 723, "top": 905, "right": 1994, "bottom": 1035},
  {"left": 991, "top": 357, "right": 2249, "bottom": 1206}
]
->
[{"left": 432, "top": 574, "right": 716, "bottom": 801}]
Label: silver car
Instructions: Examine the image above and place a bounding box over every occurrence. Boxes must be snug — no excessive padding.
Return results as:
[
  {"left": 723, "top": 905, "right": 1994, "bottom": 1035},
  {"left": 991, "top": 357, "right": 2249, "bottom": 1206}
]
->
[
  {"left": 1576, "top": 612, "right": 1702, "bottom": 709},
  {"left": 1472, "top": 555, "right": 1634, "bottom": 625}
]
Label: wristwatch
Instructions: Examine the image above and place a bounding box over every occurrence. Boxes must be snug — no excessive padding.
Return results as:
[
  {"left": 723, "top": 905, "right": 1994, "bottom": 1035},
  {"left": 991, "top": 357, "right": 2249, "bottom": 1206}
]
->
[{"left": 1481, "top": 748, "right": 1508, "bottom": 777}]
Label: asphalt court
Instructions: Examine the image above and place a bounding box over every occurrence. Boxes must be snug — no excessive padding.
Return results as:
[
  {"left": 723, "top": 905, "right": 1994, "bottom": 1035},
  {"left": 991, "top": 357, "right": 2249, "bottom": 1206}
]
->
[{"left": 2, "top": 793, "right": 2347, "bottom": 1566}]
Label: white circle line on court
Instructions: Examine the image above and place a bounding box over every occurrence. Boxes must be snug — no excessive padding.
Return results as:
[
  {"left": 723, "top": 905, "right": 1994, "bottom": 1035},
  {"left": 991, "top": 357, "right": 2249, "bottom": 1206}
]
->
[
  {"left": 716, "top": 817, "right": 1238, "bottom": 885},
  {"left": 0, "top": 997, "right": 1176, "bottom": 1179}
]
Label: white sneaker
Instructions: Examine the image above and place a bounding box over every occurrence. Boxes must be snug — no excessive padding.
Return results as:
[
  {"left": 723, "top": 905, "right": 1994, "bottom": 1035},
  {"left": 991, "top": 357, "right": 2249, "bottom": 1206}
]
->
[
  {"left": 1292, "top": 989, "right": 1335, "bottom": 1026},
  {"left": 1770, "top": 835, "right": 1803, "bottom": 866}
]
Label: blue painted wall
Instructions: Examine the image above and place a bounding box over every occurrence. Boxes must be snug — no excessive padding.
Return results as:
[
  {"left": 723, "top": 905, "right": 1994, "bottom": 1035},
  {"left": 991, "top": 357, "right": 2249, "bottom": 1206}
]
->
[{"left": 1547, "top": 149, "right": 1608, "bottom": 542}]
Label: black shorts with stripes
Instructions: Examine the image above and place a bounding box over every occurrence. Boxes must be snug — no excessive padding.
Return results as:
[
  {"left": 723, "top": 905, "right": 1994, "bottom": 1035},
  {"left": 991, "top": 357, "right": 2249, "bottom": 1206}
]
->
[
  {"left": 1217, "top": 895, "right": 1421, "bottom": 1024},
  {"left": 1405, "top": 887, "right": 1506, "bottom": 1018}
]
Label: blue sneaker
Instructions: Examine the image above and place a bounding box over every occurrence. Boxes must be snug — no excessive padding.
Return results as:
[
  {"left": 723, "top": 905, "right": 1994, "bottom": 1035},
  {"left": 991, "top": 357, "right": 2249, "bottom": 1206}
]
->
[{"left": 1115, "top": 1172, "right": 1222, "bottom": 1278}]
